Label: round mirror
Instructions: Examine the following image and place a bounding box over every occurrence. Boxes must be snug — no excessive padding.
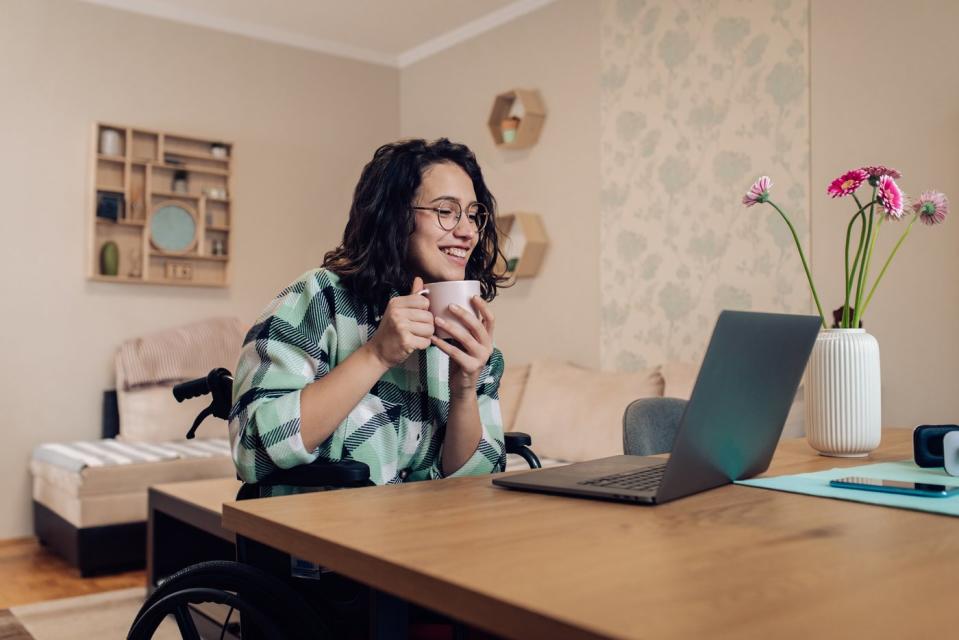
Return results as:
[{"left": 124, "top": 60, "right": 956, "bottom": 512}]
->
[{"left": 150, "top": 201, "right": 197, "bottom": 254}]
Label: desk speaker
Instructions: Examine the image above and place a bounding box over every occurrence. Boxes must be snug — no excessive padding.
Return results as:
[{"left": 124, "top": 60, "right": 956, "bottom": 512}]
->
[
  {"left": 944, "top": 431, "right": 959, "bottom": 476},
  {"left": 913, "top": 425, "right": 959, "bottom": 467}
]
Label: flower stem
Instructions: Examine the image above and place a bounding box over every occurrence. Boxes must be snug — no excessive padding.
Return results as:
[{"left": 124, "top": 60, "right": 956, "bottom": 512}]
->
[
  {"left": 767, "top": 200, "right": 827, "bottom": 328},
  {"left": 852, "top": 187, "right": 877, "bottom": 327},
  {"left": 843, "top": 198, "right": 873, "bottom": 327},
  {"left": 860, "top": 213, "right": 918, "bottom": 317}
]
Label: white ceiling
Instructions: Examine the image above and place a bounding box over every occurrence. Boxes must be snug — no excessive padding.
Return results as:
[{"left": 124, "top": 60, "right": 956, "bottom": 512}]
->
[{"left": 81, "top": 0, "right": 555, "bottom": 67}]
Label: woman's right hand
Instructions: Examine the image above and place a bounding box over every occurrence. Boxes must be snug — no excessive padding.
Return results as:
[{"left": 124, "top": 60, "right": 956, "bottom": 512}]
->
[{"left": 368, "top": 276, "right": 435, "bottom": 368}]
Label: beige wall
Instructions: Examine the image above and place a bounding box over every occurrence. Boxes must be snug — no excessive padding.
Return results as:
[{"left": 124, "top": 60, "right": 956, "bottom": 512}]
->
[
  {"left": 810, "top": 0, "right": 959, "bottom": 428},
  {"left": 0, "top": 0, "right": 398, "bottom": 538},
  {"left": 400, "top": 0, "right": 602, "bottom": 370}
]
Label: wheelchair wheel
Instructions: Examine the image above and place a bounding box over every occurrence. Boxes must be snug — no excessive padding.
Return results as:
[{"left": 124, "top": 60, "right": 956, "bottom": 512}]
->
[{"left": 128, "top": 560, "right": 328, "bottom": 640}]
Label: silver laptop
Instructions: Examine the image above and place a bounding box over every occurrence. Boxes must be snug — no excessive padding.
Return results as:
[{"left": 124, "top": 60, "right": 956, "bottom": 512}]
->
[{"left": 492, "top": 311, "right": 821, "bottom": 504}]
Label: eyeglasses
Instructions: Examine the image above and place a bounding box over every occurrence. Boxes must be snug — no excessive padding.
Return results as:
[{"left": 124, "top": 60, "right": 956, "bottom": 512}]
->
[{"left": 411, "top": 201, "right": 489, "bottom": 232}]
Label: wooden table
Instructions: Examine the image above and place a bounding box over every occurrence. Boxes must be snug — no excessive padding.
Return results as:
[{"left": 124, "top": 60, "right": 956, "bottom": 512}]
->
[
  {"left": 147, "top": 477, "right": 241, "bottom": 588},
  {"left": 148, "top": 478, "right": 242, "bottom": 637},
  {"left": 222, "top": 429, "right": 955, "bottom": 639}
]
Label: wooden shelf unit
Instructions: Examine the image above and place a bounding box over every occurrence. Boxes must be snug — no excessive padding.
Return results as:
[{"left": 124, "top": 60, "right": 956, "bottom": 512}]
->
[{"left": 89, "top": 123, "right": 233, "bottom": 287}]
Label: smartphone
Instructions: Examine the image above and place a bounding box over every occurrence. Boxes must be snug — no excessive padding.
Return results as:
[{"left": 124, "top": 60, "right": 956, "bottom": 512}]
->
[{"left": 829, "top": 476, "right": 959, "bottom": 497}]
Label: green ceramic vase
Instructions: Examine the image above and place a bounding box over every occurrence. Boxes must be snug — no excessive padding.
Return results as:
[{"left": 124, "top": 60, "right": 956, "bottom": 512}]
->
[{"left": 100, "top": 241, "right": 119, "bottom": 276}]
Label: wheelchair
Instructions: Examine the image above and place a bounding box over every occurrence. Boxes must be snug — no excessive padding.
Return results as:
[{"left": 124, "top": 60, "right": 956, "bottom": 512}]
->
[{"left": 128, "top": 367, "right": 541, "bottom": 640}]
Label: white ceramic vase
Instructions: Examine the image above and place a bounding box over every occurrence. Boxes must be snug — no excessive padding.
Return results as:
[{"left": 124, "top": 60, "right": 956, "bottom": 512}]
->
[{"left": 804, "top": 328, "right": 882, "bottom": 457}]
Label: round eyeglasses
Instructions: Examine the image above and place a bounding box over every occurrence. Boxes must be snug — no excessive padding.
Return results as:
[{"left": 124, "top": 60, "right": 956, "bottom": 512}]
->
[{"left": 412, "top": 201, "right": 489, "bottom": 232}]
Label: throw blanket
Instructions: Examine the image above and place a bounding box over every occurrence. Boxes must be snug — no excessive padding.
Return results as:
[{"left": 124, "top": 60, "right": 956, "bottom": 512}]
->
[{"left": 117, "top": 317, "right": 246, "bottom": 390}]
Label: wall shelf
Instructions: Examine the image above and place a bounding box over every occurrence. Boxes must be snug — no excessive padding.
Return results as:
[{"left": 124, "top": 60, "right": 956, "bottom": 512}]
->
[
  {"left": 496, "top": 212, "right": 548, "bottom": 279},
  {"left": 487, "top": 89, "right": 546, "bottom": 149},
  {"left": 88, "top": 122, "right": 233, "bottom": 288}
]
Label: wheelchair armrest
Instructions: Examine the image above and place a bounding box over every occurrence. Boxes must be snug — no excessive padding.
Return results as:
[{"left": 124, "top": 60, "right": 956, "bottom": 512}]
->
[
  {"left": 255, "top": 458, "right": 371, "bottom": 488},
  {"left": 504, "top": 431, "right": 541, "bottom": 469}
]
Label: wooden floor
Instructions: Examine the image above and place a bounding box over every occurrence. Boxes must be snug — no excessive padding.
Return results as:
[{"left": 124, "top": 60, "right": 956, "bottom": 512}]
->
[{"left": 0, "top": 538, "right": 144, "bottom": 609}]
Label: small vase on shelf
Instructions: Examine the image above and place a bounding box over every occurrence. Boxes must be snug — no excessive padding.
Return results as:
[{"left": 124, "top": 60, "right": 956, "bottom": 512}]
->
[
  {"left": 100, "top": 241, "right": 119, "bottom": 276},
  {"left": 501, "top": 117, "right": 520, "bottom": 144}
]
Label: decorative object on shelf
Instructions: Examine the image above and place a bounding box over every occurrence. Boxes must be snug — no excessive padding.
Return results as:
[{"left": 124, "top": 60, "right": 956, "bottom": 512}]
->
[
  {"left": 96, "top": 191, "right": 124, "bottom": 222},
  {"left": 149, "top": 201, "right": 198, "bottom": 255},
  {"left": 210, "top": 143, "right": 228, "bottom": 159},
  {"left": 742, "top": 168, "right": 948, "bottom": 457},
  {"left": 496, "top": 212, "right": 548, "bottom": 279},
  {"left": 202, "top": 186, "right": 226, "bottom": 200},
  {"left": 501, "top": 117, "right": 520, "bottom": 144},
  {"left": 90, "top": 122, "right": 233, "bottom": 287},
  {"left": 130, "top": 187, "right": 145, "bottom": 220},
  {"left": 172, "top": 170, "right": 189, "bottom": 194},
  {"left": 99, "top": 128, "right": 123, "bottom": 156},
  {"left": 100, "top": 241, "right": 119, "bottom": 276},
  {"left": 487, "top": 89, "right": 546, "bottom": 149},
  {"left": 164, "top": 262, "right": 194, "bottom": 281},
  {"left": 211, "top": 239, "right": 225, "bottom": 256},
  {"left": 128, "top": 248, "right": 142, "bottom": 278}
]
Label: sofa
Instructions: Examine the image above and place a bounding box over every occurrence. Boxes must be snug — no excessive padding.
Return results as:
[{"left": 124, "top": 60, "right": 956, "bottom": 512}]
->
[{"left": 30, "top": 318, "right": 244, "bottom": 576}]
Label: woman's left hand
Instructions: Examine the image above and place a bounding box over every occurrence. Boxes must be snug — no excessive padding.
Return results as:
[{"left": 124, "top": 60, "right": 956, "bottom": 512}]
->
[{"left": 430, "top": 296, "right": 495, "bottom": 397}]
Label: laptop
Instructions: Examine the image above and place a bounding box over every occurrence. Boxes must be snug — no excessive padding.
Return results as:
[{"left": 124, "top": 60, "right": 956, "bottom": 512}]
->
[{"left": 492, "top": 310, "right": 821, "bottom": 504}]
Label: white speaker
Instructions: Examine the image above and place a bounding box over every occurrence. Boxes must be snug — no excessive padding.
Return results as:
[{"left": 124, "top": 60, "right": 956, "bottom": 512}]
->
[{"left": 944, "top": 431, "right": 959, "bottom": 476}]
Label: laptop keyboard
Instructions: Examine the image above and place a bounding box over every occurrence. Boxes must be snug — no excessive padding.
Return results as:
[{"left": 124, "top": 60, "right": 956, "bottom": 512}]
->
[{"left": 579, "top": 463, "right": 668, "bottom": 492}]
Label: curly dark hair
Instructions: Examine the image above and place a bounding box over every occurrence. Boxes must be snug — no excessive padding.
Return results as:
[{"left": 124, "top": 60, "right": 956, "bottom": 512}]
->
[{"left": 323, "top": 138, "right": 509, "bottom": 313}]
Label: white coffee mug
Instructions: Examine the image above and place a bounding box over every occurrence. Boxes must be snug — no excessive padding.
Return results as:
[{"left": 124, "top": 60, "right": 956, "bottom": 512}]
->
[{"left": 420, "top": 280, "right": 481, "bottom": 340}]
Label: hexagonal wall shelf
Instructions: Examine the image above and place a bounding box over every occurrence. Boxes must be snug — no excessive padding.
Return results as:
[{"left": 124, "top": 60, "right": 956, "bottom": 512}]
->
[
  {"left": 496, "top": 212, "right": 548, "bottom": 279},
  {"left": 487, "top": 89, "right": 546, "bottom": 149}
]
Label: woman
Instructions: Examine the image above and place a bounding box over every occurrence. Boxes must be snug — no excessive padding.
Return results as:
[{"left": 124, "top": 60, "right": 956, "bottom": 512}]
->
[{"left": 229, "top": 138, "right": 509, "bottom": 490}]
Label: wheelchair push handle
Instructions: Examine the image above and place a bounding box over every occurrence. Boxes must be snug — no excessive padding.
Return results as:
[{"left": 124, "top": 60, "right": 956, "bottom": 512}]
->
[
  {"left": 173, "top": 377, "right": 211, "bottom": 402},
  {"left": 173, "top": 368, "right": 235, "bottom": 439}
]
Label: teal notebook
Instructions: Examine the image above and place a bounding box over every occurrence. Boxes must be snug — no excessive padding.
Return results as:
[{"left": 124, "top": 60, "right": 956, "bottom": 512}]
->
[{"left": 735, "top": 461, "right": 959, "bottom": 517}]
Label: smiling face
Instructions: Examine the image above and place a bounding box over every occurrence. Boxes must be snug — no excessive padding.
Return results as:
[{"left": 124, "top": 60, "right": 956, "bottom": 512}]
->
[{"left": 406, "top": 162, "right": 479, "bottom": 283}]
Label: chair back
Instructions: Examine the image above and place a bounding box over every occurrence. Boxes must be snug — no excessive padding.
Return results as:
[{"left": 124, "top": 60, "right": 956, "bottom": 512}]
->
[{"left": 622, "top": 397, "right": 688, "bottom": 456}]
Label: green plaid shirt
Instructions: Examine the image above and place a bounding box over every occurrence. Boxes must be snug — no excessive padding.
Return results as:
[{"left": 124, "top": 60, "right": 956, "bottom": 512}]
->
[{"left": 229, "top": 268, "right": 506, "bottom": 486}]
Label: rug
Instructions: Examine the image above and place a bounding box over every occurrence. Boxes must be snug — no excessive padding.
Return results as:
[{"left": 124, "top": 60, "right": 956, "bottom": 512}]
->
[{"left": 9, "top": 587, "right": 180, "bottom": 639}]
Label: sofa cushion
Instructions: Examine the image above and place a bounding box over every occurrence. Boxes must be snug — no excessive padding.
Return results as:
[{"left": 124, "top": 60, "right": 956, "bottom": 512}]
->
[
  {"left": 498, "top": 364, "right": 530, "bottom": 432},
  {"left": 117, "top": 384, "right": 225, "bottom": 442},
  {"left": 660, "top": 361, "right": 699, "bottom": 400},
  {"left": 512, "top": 360, "right": 664, "bottom": 462}
]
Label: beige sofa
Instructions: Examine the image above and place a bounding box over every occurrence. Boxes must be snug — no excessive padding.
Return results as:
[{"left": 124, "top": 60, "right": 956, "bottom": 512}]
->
[{"left": 500, "top": 360, "right": 804, "bottom": 469}]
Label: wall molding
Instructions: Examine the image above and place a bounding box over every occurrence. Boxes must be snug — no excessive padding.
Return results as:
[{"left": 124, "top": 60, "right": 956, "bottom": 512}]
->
[
  {"left": 397, "top": 0, "right": 555, "bottom": 68},
  {"left": 79, "top": 0, "right": 556, "bottom": 69}
]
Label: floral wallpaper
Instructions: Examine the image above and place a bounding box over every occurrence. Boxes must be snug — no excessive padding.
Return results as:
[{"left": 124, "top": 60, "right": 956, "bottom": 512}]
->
[{"left": 600, "top": 0, "right": 810, "bottom": 371}]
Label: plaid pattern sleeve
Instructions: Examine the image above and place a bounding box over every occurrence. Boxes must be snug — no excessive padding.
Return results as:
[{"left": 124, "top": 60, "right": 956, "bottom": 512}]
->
[
  {"left": 229, "top": 267, "right": 506, "bottom": 487},
  {"left": 228, "top": 270, "right": 340, "bottom": 483},
  {"left": 427, "top": 347, "right": 506, "bottom": 479}
]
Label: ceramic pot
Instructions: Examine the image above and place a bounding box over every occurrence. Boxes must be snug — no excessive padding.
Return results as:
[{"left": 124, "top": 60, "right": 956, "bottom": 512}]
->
[
  {"left": 100, "top": 241, "right": 119, "bottom": 276},
  {"left": 804, "top": 328, "right": 881, "bottom": 457}
]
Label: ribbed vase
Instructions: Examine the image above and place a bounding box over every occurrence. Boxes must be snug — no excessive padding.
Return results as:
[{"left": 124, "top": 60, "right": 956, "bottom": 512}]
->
[{"left": 804, "top": 329, "right": 881, "bottom": 457}]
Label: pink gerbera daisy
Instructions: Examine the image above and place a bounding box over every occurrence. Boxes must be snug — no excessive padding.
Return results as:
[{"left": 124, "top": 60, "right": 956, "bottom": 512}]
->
[
  {"left": 913, "top": 190, "right": 948, "bottom": 225},
  {"left": 877, "top": 175, "right": 904, "bottom": 219},
  {"left": 862, "top": 165, "right": 903, "bottom": 180},
  {"left": 827, "top": 169, "right": 868, "bottom": 198},
  {"left": 742, "top": 176, "right": 772, "bottom": 207}
]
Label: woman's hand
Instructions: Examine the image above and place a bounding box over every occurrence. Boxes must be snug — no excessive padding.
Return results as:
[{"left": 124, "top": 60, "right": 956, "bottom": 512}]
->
[
  {"left": 430, "top": 296, "right": 495, "bottom": 397},
  {"left": 368, "top": 277, "right": 435, "bottom": 368}
]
